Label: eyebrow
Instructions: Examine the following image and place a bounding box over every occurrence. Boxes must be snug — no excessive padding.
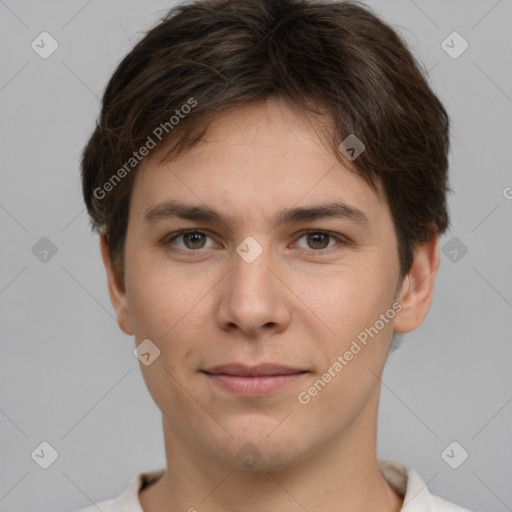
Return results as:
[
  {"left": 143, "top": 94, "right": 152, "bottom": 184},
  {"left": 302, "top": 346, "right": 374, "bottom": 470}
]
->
[{"left": 144, "top": 199, "right": 371, "bottom": 229}]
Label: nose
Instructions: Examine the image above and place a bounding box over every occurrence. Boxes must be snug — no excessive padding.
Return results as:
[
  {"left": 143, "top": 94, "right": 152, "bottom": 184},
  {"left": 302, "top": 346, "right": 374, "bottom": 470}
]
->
[{"left": 215, "top": 243, "right": 291, "bottom": 338}]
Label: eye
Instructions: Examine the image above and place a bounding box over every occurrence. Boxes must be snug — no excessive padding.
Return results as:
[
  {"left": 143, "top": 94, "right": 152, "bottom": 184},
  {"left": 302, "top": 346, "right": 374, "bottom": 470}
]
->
[
  {"left": 165, "top": 230, "right": 216, "bottom": 251},
  {"left": 293, "top": 231, "right": 346, "bottom": 252},
  {"left": 163, "top": 229, "right": 348, "bottom": 255}
]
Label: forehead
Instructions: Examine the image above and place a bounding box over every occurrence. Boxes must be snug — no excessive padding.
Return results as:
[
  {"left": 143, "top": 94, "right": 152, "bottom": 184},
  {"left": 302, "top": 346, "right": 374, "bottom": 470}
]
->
[{"left": 132, "top": 98, "right": 388, "bottom": 226}]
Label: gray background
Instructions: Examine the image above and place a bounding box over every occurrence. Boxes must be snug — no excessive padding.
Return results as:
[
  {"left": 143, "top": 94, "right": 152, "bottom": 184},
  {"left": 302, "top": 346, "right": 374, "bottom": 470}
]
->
[{"left": 0, "top": 1, "right": 511, "bottom": 511}]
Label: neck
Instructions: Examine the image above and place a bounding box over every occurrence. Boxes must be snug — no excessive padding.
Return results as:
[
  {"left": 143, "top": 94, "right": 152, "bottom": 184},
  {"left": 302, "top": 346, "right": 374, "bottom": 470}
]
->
[{"left": 139, "top": 391, "right": 403, "bottom": 512}]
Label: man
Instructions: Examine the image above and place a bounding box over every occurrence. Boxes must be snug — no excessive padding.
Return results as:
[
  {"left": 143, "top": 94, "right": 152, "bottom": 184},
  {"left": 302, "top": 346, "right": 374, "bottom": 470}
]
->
[{"left": 77, "top": 0, "right": 472, "bottom": 510}]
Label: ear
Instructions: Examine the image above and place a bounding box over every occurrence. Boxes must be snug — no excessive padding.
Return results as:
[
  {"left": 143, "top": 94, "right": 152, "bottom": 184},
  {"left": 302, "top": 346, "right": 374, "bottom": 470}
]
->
[
  {"left": 100, "top": 234, "right": 134, "bottom": 335},
  {"left": 393, "top": 235, "right": 439, "bottom": 334}
]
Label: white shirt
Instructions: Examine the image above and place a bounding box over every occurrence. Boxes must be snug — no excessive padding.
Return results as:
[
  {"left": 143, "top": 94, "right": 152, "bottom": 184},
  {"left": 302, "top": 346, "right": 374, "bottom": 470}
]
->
[{"left": 74, "top": 460, "right": 473, "bottom": 512}]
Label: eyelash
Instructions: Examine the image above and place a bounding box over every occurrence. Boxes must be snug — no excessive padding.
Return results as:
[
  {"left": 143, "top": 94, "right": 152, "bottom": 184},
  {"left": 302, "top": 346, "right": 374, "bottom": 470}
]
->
[{"left": 162, "top": 229, "right": 349, "bottom": 255}]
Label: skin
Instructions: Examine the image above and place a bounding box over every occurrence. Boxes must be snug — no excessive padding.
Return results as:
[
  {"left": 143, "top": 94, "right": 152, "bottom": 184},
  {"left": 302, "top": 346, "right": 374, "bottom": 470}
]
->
[{"left": 101, "top": 97, "right": 439, "bottom": 512}]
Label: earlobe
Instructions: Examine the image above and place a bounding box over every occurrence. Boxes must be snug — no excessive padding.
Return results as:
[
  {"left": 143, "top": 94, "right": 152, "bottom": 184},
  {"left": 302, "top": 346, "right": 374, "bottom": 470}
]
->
[
  {"left": 99, "top": 234, "right": 134, "bottom": 335},
  {"left": 393, "top": 236, "right": 440, "bottom": 334}
]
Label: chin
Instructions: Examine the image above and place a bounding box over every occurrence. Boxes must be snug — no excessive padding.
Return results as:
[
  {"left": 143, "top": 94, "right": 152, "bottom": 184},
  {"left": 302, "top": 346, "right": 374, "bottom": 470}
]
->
[{"left": 205, "top": 423, "right": 311, "bottom": 472}]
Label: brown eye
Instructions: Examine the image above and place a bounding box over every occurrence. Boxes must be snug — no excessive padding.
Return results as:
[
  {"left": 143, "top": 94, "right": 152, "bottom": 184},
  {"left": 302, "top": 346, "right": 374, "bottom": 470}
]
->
[
  {"left": 165, "top": 230, "right": 215, "bottom": 251},
  {"left": 306, "top": 232, "right": 330, "bottom": 250},
  {"left": 293, "top": 230, "right": 347, "bottom": 253},
  {"left": 182, "top": 232, "right": 207, "bottom": 249}
]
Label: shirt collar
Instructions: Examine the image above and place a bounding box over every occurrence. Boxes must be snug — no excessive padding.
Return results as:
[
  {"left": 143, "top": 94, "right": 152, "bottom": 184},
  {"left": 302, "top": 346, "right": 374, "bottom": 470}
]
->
[
  {"left": 109, "top": 460, "right": 449, "bottom": 512},
  {"left": 111, "top": 468, "right": 164, "bottom": 512},
  {"left": 378, "top": 460, "right": 433, "bottom": 511}
]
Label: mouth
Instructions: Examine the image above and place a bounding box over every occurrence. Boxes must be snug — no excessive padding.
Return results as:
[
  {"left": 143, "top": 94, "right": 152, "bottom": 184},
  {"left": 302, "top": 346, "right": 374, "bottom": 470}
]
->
[{"left": 202, "top": 364, "right": 308, "bottom": 396}]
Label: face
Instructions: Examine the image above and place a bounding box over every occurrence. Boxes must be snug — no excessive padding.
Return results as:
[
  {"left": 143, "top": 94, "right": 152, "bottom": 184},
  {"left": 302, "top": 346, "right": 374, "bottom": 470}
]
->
[{"left": 103, "top": 97, "right": 435, "bottom": 470}]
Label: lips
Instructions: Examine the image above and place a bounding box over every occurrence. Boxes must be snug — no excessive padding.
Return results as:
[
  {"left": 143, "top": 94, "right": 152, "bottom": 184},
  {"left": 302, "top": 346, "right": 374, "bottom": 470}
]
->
[
  {"left": 203, "top": 363, "right": 305, "bottom": 377},
  {"left": 202, "top": 364, "right": 308, "bottom": 396}
]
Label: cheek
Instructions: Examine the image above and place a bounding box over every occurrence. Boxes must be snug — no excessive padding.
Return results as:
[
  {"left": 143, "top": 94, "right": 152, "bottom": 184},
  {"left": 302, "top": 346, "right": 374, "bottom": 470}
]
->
[
  {"left": 293, "top": 264, "right": 389, "bottom": 331},
  {"left": 128, "top": 271, "right": 204, "bottom": 412},
  {"left": 291, "top": 263, "right": 397, "bottom": 372},
  {"left": 125, "top": 253, "right": 202, "bottom": 337},
  {"left": 293, "top": 272, "right": 396, "bottom": 417},
  {"left": 126, "top": 266, "right": 217, "bottom": 386}
]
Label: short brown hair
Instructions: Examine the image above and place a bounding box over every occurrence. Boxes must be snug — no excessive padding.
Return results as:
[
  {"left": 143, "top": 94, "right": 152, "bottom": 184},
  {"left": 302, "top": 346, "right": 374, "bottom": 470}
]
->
[{"left": 81, "top": 0, "right": 450, "bottom": 281}]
